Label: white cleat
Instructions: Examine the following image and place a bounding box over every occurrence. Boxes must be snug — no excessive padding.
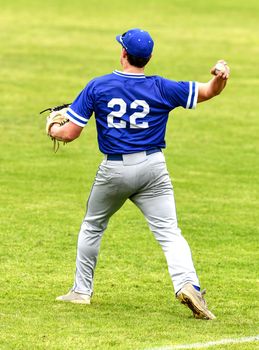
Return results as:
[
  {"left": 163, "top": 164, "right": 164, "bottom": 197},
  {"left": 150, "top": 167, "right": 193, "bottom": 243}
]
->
[{"left": 56, "top": 290, "right": 91, "bottom": 304}]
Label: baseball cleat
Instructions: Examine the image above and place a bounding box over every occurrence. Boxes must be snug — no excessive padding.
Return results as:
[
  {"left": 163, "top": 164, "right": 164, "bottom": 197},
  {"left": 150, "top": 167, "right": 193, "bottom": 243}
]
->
[
  {"left": 176, "top": 283, "right": 216, "bottom": 320},
  {"left": 56, "top": 290, "right": 91, "bottom": 304}
]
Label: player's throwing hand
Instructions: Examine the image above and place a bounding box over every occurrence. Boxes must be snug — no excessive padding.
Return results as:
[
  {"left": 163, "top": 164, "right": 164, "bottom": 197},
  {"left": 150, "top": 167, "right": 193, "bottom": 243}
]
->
[{"left": 211, "top": 60, "right": 230, "bottom": 79}]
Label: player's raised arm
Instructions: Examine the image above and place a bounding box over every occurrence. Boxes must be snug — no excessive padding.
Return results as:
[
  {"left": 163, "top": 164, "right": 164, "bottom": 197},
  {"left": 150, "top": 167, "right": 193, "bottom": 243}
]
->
[{"left": 197, "top": 60, "right": 230, "bottom": 103}]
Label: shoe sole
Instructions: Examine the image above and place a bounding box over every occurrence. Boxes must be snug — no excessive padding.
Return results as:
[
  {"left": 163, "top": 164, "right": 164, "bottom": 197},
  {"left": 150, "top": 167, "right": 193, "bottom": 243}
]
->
[
  {"left": 177, "top": 289, "right": 216, "bottom": 320},
  {"left": 56, "top": 297, "right": 90, "bottom": 305}
]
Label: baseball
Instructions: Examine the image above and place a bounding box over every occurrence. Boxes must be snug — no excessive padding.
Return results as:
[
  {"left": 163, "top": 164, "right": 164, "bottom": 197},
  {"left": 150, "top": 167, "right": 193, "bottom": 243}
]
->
[{"left": 215, "top": 62, "right": 226, "bottom": 73}]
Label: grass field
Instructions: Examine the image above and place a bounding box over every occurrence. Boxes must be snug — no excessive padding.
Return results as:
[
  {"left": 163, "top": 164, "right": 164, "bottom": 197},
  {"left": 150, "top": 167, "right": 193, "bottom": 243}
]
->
[{"left": 1, "top": 0, "right": 259, "bottom": 349}]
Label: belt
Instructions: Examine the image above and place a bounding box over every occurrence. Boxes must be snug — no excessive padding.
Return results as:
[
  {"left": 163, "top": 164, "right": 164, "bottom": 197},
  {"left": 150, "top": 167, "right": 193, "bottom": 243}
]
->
[{"left": 106, "top": 147, "right": 161, "bottom": 161}]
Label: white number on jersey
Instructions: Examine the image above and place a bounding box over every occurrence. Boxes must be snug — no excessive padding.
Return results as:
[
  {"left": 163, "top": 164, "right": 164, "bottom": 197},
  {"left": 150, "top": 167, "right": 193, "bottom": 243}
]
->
[
  {"left": 129, "top": 100, "right": 149, "bottom": 129},
  {"left": 107, "top": 98, "right": 127, "bottom": 128},
  {"left": 107, "top": 98, "right": 149, "bottom": 129}
]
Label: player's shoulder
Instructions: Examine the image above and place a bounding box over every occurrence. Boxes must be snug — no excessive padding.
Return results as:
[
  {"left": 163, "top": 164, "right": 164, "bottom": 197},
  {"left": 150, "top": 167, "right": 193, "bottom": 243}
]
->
[
  {"left": 145, "top": 74, "right": 162, "bottom": 81},
  {"left": 145, "top": 74, "right": 176, "bottom": 84},
  {"left": 150, "top": 76, "right": 191, "bottom": 93},
  {"left": 82, "top": 73, "right": 115, "bottom": 93},
  {"left": 86, "top": 73, "right": 114, "bottom": 86},
  {"left": 145, "top": 75, "right": 180, "bottom": 91}
]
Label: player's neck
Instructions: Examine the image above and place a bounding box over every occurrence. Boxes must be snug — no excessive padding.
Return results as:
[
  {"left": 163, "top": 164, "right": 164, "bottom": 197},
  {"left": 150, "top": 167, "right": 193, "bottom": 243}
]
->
[
  {"left": 123, "top": 67, "right": 145, "bottom": 74},
  {"left": 121, "top": 62, "right": 145, "bottom": 74}
]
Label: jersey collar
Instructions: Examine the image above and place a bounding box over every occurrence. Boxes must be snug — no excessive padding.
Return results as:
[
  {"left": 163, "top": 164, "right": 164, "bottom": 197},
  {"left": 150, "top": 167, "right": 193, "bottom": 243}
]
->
[{"left": 113, "top": 70, "right": 146, "bottom": 79}]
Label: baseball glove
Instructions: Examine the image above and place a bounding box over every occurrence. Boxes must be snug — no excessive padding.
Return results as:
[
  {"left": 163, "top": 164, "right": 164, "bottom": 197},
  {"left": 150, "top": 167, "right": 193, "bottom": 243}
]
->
[{"left": 40, "top": 103, "right": 71, "bottom": 152}]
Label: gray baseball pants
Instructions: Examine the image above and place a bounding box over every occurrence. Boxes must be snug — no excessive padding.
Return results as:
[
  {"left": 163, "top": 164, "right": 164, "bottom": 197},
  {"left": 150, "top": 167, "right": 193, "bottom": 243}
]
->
[{"left": 73, "top": 151, "right": 199, "bottom": 296}]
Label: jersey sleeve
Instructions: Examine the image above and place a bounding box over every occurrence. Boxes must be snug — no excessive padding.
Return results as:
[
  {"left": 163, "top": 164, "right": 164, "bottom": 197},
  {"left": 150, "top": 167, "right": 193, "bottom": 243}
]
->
[
  {"left": 160, "top": 78, "right": 198, "bottom": 110},
  {"left": 65, "top": 80, "right": 95, "bottom": 127}
]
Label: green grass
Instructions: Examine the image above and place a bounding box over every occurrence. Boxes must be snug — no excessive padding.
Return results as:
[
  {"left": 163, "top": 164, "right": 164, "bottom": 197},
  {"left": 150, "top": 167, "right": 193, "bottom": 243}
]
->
[{"left": 1, "top": 0, "right": 259, "bottom": 349}]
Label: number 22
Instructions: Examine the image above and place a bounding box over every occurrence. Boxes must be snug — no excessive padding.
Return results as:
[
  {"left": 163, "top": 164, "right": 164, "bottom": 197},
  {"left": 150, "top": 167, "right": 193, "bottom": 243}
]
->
[{"left": 107, "top": 98, "right": 149, "bottom": 129}]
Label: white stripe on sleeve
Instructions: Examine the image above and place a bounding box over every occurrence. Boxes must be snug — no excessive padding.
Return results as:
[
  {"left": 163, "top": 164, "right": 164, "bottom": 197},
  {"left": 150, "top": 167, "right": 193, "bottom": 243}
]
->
[
  {"left": 191, "top": 82, "right": 199, "bottom": 109},
  {"left": 186, "top": 81, "right": 193, "bottom": 109},
  {"left": 66, "top": 108, "right": 88, "bottom": 122},
  {"left": 65, "top": 108, "right": 89, "bottom": 127}
]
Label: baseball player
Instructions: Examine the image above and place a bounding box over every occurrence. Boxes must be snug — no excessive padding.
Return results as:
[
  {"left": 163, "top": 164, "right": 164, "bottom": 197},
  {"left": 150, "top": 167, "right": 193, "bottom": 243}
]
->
[{"left": 50, "top": 28, "right": 229, "bottom": 319}]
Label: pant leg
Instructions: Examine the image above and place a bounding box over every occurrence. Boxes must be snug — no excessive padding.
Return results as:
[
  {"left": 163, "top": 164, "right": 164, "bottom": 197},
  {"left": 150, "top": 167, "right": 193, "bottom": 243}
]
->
[
  {"left": 130, "top": 154, "right": 200, "bottom": 293},
  {"left": 73, "top": 161, "right": 128, "bottom": 295}
]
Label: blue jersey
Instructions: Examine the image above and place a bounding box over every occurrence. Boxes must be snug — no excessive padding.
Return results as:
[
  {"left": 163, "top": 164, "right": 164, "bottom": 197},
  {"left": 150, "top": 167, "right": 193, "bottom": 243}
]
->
[{"left": 65, "top": 70, "right": 198, "bottom": 154}]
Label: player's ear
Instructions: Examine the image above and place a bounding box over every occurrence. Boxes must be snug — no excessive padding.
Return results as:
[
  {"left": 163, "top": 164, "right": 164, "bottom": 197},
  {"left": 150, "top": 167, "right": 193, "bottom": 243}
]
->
[{"left": 122, "top": 48, "right": 128, "bottom": 58}]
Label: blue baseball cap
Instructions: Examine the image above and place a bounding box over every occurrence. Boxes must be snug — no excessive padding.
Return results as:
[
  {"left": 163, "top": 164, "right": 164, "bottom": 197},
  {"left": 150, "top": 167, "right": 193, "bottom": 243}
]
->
[{"left": 116, "top": 28, "right": 154, "bottom": 58}]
